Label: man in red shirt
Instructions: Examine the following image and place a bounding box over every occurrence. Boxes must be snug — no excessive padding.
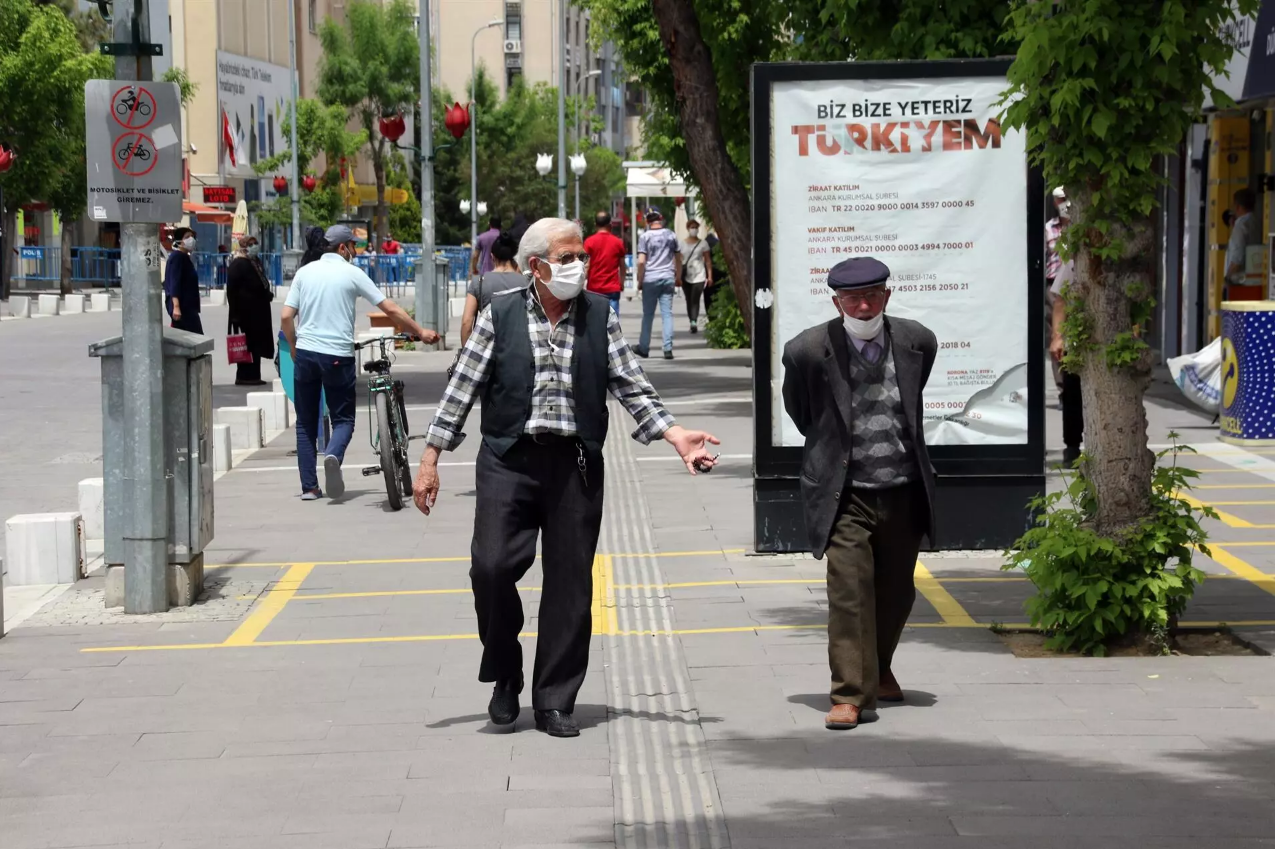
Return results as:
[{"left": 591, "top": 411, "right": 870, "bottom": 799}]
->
[{"left": 583, "top": 211, "right": 627, "bottom": 315}]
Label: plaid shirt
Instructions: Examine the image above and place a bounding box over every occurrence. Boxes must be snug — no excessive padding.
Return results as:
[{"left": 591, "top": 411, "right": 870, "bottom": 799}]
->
[{"left": 425, "top": 289, "right": 676, "bottom": 451}]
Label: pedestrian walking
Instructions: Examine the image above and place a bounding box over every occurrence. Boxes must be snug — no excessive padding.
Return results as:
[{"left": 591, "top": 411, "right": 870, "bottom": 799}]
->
[
  {"left": 1045, "top": 187, "right": 1069, "bottom": 391},
  {"left": 781, "top": 257, "right": 937, "bottom": 731},
  {"left": 680, "top": 219, "right": 712, "bottom": 334},
  {"left": 412, "top": 217, "right": 720, "bottom": 738},
  {"left": 382, "top": 234, "right": 401, "bottom": 285},
  {"left": 226, "top": 235, "right": 275, "bottom": 386},
  {"left": 634, "top": 206, "right": 681, "bottom": 359},
  {"left": 281, "top": 224, "right": 437, "bottom": 501},
  {"left": 703, "top": 232, "right": 726, "bottom": 318},
  {"left": 300, "top": 225, "right": 327, "bottom": 268},
  {"left": 471, "top": 214, "right": 503, "bottom": 277},
  {"left": 164, "top": 226, "right": 203, "bottom": 334},
  {"left": 460, "top": 230, "right": 526, "bottom": 345},
  {"left": 583, "top": 210, "right": 626, "bottom": 315},
  {"left": 1050, "top": 258, "right": 1084, "bottom": 466}
]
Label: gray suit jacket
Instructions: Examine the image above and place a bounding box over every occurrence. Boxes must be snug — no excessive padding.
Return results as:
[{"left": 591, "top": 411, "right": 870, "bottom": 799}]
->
[{"left": 781, "top": 316, "right": 938, "bottom": 559}]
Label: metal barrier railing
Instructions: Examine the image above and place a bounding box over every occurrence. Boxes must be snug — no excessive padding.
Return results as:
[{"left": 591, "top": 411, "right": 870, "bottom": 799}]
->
[{"left": 14, "top": 246, "right": 123, "bottom": 286}]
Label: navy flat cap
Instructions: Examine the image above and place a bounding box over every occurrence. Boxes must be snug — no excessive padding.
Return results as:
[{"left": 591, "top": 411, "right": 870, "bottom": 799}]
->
[{"left": 828, "top": 257, "right": 890, "bottom": 290}]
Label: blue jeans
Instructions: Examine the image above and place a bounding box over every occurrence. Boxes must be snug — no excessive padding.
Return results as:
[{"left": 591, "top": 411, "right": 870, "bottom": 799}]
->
[
  {"left": 606, "top": 292, "right": 621, "bottom": 316},
  {"left": 293, "top": 348, "right": 357, "bottom": 493},
  {"left": 639, "top": 278, "right": 676, "bottom": 352}
]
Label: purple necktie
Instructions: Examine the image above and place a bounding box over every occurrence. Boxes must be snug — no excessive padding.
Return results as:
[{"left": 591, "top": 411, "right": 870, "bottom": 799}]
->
[{"left": 861, "top": 340, "right": 882, "bottom": 364}]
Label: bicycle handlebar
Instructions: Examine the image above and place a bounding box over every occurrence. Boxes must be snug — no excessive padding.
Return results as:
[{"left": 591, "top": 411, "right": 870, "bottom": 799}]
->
[{"left": 353, "top": 333, "right": 414, "bottom": 350}]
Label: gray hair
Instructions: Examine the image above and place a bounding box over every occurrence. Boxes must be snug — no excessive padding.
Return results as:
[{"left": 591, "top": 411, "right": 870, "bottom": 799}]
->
[{"left": 516, "top": 218, "right": 583, "bottom": 270}]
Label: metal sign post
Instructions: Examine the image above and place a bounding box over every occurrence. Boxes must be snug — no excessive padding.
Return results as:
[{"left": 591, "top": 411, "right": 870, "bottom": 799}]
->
[
  {"left": 417, "top": 0, "right": 436, "bottom": 334},
  {"left": 92, "top": 0, "right": 174, "bottom": 613}
]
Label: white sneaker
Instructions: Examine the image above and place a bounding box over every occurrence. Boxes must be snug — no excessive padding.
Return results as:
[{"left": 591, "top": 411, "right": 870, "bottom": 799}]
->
[{"left": 323, "top": 455, "right": 345, "bottom": 499}]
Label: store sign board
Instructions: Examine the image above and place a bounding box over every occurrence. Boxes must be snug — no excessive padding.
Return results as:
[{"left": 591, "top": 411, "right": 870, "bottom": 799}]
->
[{"left": 203, "top": 186, "right": 237, "bottom": 204}]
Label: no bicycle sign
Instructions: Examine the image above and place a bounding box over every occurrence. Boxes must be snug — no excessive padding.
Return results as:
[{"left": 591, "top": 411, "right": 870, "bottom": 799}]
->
[{"left": 85, "top": 80, "right": 183, "bottom": 223}]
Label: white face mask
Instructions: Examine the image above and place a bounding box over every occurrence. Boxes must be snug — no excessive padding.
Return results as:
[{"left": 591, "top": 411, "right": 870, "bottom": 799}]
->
[
  {"left": 843, "top": 312, "right": 884, "bottom": 341},
  {"left": 688, "top": 227, "right": 699, "bottom": 237},
  {"left": 181, "top": 236, "right": 196, "bottom": 251},
  {"left": 1057, "top": 200, "right": 1072, "bottom": 219},
  {"left": 246, "top": 244, "right": 260, "bottom": 257},
  {"left": 540, "top": 258, "right": 586, "bottom": 300}
]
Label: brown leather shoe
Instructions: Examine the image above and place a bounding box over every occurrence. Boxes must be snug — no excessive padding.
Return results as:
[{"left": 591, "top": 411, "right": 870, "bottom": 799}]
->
[
  {"left": 879, "top": 670, "right": 904, "bottom": 703},
  {"left": 825, "top": 703, "right": 861, "bottom": 730}
]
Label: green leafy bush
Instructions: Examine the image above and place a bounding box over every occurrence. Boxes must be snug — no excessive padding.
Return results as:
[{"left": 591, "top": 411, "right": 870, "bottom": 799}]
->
[
  {"left": 704, "top": 284, "right": 749, "bottom": 350},
  {"left": 1003, "top": 437, "right": 1217, "bottom": 656}
]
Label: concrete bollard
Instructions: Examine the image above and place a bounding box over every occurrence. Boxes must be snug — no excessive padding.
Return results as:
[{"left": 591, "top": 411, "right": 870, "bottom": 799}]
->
[
  {"left": 272, "top": 378, "right": 286, "bottom": 394},
  {"left": 37, "top": 294, "right": 60, "bottom": 316},
  {"left": 275, "top": 285, "right": 289, "bottom": 304},
  {"left": 449, "top": 296, "right": 467, "bottom": 319},
  {"left": 212, "top": 423, "right": 233, "bottom": 473},
  {"left": 63, "top": 294, "right": 86, "bottom": 314},
  {"left": 78, "top": 478, "right": 105, "bottom": 541},
  {"left": 88, "top": 293, "right": 111, "bottom": 312},
  {"left": 214, "top": 406, "right": 263, "bottom": 450},
  {"left": 246, "top": 391, "right": 288, "bottom": 433},
  {"left": 4, "top": 513, "right": 84, "bottom": 586},
  {"left": 9, "top": 296, "right": 31, "bottom": 318},
  {"left": 207, "top": 289, "right": 226, "bottom": 306}
]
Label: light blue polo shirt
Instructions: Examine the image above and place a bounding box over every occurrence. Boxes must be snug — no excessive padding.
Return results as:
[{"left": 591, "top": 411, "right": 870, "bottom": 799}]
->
[{"left": 285, "top": 253, "right": 387, "bottom": 357}]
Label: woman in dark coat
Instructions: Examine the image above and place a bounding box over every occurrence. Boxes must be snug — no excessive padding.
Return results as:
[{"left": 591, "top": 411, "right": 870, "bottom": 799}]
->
[{"left": 226, "top": 236, "right": 275, "bottom": 386}]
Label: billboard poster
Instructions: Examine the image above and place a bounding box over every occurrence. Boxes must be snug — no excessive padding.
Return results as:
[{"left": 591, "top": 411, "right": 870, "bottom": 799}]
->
[
  {"left": 768, "top": 74, "right": 1030, "bottom": 447},
  {"left": 216, "top": 51, "right": 291, "bottom": 178}
]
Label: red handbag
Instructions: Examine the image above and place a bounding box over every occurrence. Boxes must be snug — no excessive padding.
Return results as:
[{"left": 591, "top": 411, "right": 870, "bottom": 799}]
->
[{"left": 226, "top": 332, "right": 252, "bottom": 364}]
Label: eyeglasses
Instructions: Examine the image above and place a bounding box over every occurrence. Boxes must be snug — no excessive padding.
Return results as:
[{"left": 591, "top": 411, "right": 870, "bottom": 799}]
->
[
  {"left": 540, "top": 253, "right": 590, "bottom": 265},
  {"left": 836, "top": 289, "right": 888, "bottom": 307}
]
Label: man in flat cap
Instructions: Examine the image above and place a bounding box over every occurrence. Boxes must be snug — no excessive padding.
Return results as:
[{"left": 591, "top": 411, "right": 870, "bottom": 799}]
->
[{"left": 781, "top": 256, "right": 937, "bottom": 730}]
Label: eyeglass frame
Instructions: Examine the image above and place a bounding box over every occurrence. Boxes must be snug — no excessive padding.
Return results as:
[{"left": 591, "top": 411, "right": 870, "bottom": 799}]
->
[
  {"left": 534, "top": 252, "right": 591, "bottom": 266},
  {"left": 833, "top": 286, "right": 889, "bottom": 308}
]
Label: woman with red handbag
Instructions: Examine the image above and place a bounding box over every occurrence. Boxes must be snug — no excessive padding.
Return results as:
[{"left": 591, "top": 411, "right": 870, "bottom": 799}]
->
[{"left": 226, "top": 236, "right": 276, "bottom": 386}]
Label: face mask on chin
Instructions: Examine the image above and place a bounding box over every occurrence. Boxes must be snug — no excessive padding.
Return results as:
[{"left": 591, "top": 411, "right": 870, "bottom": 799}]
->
[
  {"left": 842, "top": 311, "right": 884, "bottom": 341},
  {"left": 539, "top": 258, "right": 586, "bottom": 300}
]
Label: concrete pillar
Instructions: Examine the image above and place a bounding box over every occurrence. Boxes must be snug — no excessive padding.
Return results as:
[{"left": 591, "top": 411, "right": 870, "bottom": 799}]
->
[
  {"left": 4, "top": 513, "right": 84, "bottom": 586},
  {"left": 89, "top": 293, "right": 112, "bottom": 312},
  {"left": 246, "top": 391, "right": 288, "bottom": 433},
  {"left": 214, "top": 407, "right": 263, "bottom": 450},
  {"left": 63, "top": 294, "right": 86, "bottom": 314},
  {"left": 78, "top": 478, "right": 105, "bottom": 540},
  {"left": 37, "top": 294, "right": 60, "bottom": 316},
  {"left": 10, "top": 296, "right": 31, "bottom": 318},
  {"left": 212, "top": 423, "right": 233, "bottom": 472}
]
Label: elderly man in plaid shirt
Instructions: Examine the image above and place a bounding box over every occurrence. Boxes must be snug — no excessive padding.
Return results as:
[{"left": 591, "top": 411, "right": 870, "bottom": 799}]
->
[{"left": 413, "top": 218, "right": 720, "bottom": 738}]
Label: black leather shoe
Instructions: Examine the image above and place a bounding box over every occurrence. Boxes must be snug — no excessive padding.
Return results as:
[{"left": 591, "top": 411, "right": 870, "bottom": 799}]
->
[
  {"left": 534, "top": 709, "right": 580, "bottom": 738},
  {"left": 488, "top": 678, "right": 521, "bottom": 731},
  {"left": 633, "top": 346, "right": 649, "bottom": 359},
  {"left": 1062, "top": 446, "right": 1082, "bottom": 467}
]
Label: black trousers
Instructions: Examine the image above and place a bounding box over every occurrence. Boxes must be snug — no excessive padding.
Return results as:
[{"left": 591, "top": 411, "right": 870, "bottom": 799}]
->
[
  {"left": 236, "top": 355, "right": 261, "bottom": 383},
  {"left": 471, "top": 436, "right": 604, "bottom": 712},
  {"left": 824, "top": 482, "right": 926, "bottom": 709},
  {"left": 1061, "top": 369, "right": 1084, "bottom": 449}
]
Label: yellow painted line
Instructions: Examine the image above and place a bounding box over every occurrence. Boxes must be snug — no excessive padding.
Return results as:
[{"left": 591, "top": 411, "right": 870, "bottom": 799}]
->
[
  {"left": 1207, "top": 540, "right": 1275, "bottom": 547},
  {"left": 1209, "top": 546, "right": 1275, "bottom": 599},
  {"left": 1177, "top": 492, "right": 1275, "bottom": 528},
  {"left": 1200, "top": 500, "right": 1275, "bottom": 506},
  {"left": 604, "top": 555, "right": 618, "bottom": 636},
  {"left": 222, "top": 563, "right": 315, "bottom": 646},
  {"left": 1196, "top": 484, "right": 1275, "bottom": 489},
  {"left": 204, "top": 549, "right": 747, "bottom": 570},
  {"left": 914, "top": 561, "right": 979, "bottom": 626},
  {"left": 297, "top": 587, "right": 483, "bottom": 600},
  {"left": 591, "top": 554, "right": 615, "bottom": 635}
]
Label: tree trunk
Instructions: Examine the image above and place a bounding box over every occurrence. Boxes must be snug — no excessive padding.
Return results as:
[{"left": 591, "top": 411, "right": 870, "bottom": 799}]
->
[
  {"left": 372, "top": 135, "right": 388, "bottom": 253},
  {"left": 60, "top": 218, "right": 73, "bottom": 297},
  {"left": 650, "top": 0, "right": 754, "bottom": 338},
  {"left": 1, "top": 205, "right": 16, "bottom": 301},
  {"left": 1070, "top": 187, "right": 1156, "bottom": 536}
]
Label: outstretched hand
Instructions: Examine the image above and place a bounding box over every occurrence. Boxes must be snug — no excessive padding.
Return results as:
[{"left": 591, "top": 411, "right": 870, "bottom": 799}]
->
[
  {"left": 664, "top": 426, "right": 721, "bottom": 475},
  {"left": 413, "top": 462, "right": 440, "bottom": 515}
]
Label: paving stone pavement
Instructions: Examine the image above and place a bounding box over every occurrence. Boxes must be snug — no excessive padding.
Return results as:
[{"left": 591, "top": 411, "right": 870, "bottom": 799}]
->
[{"left": 3, "top": 305, "right": 1275, "bottom": 847}]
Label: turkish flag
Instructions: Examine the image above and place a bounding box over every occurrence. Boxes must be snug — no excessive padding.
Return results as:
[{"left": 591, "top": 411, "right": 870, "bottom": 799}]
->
[{"left": 222, "top": 109, "right": 237, "bottom": 168}]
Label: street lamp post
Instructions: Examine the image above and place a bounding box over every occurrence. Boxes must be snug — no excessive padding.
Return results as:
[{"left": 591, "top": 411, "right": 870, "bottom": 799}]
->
[
  {"left": 573, "top": 69, "right": 602, "bottom": 221},
  {"left": 471, "top": 19, "right": 503, "bottom": 262},
  {"left": 557, "top": 0, "right": 566, "bottom": 218}
]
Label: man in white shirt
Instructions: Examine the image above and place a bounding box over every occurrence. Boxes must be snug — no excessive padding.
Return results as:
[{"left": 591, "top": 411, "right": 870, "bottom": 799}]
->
[
  {"left": 1225, "top": 188, "right": 1262, "bottom": 289},
  {"left": 281, "top": 224, "right": 437, "bottom": 500}
]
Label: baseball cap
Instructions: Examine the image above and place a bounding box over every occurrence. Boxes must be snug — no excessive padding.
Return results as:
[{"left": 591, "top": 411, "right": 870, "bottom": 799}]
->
[
  {"left": 324, "top": 224, "right": 355, "bottom": 245},
  {"left": 645, "top": 206, "right": 663, "bottom": 221}
]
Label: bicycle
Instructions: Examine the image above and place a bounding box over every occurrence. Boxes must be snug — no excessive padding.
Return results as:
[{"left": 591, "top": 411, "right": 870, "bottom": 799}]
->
[{"left": 354, "top": 333, "right": 418, "bottom": 510}]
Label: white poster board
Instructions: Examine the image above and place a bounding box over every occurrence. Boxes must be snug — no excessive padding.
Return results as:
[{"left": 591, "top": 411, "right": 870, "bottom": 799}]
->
[
  {"left": 216, "top": 51, "right": 292, "bottom": 178},
  {"left": 769, "top": 75, "right": 1030, "bottom": 447}
]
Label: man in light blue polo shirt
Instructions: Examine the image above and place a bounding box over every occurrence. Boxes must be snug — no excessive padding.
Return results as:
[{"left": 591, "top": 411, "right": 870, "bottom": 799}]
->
[{"left": 282, "top": 224, "right": 437, "bottom": 500}]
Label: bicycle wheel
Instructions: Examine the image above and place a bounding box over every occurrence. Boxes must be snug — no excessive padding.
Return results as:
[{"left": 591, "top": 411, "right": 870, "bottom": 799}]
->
[
  {"left": 394, "top": 385, "right": 413, "bottom": 496},
  {"left": 375, "top": 392, "right": 403, "bottom": 511}
]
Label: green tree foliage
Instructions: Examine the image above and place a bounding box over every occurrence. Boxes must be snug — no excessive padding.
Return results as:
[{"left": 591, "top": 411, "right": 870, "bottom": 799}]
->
[
  {"left": 317, "top": 0, "right": 418, "bottom": 249},
  {"left": 160, "top": 66, "right": 199, "bottom": 107},
  {"left": 0, "top": 0, "right": 110, "bottom": 296},
  {"left": 786, "top": 0, "right": 1012, "bottom": 62},
  {"left": 999, "top": 0, "right": 1256, "bottom": 647},
  {"left": 50, "top": 0, "right": 110, "bottom": 52}
]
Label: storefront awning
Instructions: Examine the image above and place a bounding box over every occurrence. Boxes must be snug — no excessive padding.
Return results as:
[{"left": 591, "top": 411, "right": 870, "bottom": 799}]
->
[
  {"left": 182, "top": 200, "right": 234, "bottom": 224},
  {"left": 623, "top": 161, "right": 688, "bottom": 198}
]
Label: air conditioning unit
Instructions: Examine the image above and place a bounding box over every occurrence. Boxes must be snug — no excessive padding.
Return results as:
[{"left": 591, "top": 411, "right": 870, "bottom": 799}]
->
[{"left": 504, "top": 39, "right": 522, "bottom": 54}]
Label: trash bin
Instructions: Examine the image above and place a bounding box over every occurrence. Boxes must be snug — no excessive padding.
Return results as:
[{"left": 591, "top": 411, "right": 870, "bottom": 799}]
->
[
  {"left": 89, "top": 328, "right": 215, "bottom": 585},
  {"left": 1220, "top": 300, "right": 1275, "bottom": 445}
]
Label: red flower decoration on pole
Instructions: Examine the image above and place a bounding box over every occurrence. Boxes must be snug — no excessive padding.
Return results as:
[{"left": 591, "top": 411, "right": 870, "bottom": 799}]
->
[
  {"left": 444, "top": 102, "right": 471, "bottom": 140},
  {"left": 379, "top": 113, "right": 406, "bottom": 143},
  {"left": 301, "top": 174, "right": 317, "bottom": 193},
  {"left": 0, "top": 144, "right": 15, "bottom": 174},
  {"left": 273, "top": 176, "right": 288, "bottom": 194}
]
